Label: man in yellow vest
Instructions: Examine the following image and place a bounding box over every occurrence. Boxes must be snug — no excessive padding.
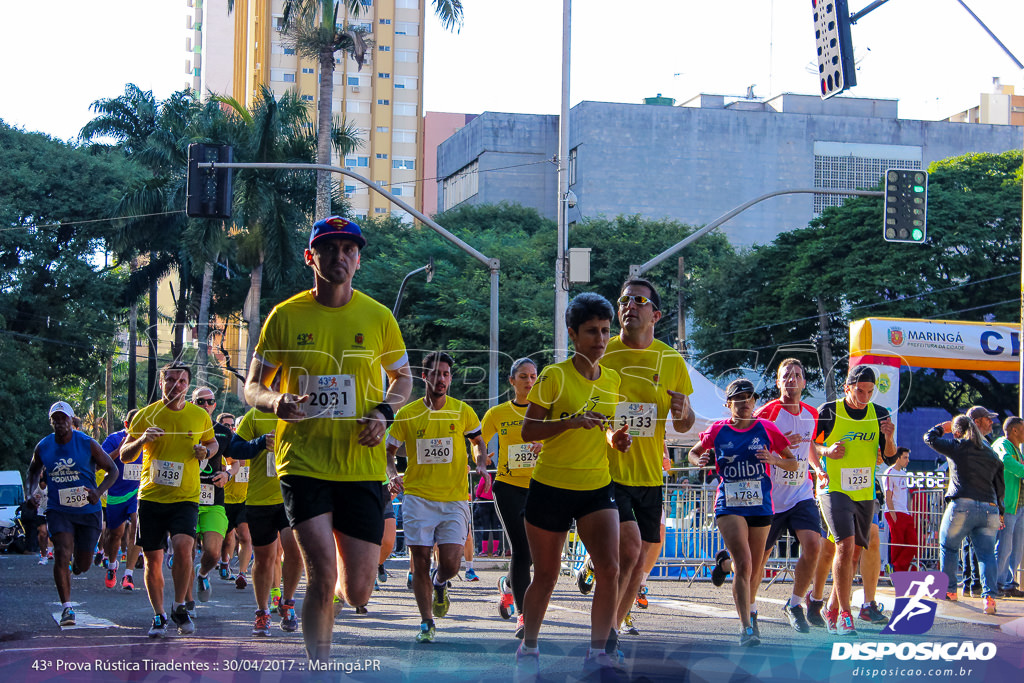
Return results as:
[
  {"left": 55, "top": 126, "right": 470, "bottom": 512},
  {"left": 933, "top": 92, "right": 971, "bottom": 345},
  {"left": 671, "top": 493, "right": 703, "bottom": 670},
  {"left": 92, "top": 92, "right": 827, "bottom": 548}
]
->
[{"left": 812, "top": 365, "right": 896, "bottom": 637}]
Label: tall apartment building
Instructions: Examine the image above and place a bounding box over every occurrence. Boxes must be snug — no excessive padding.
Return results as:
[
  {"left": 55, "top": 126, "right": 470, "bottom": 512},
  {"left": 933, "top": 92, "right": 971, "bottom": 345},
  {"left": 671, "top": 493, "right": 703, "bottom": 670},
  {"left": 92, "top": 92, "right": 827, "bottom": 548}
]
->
[
  {"left": 947, "top": 80, "right": 1024, "bottom": 127},
  {"left": 186, "top": 0, "right": 426, "bottom": 222}
]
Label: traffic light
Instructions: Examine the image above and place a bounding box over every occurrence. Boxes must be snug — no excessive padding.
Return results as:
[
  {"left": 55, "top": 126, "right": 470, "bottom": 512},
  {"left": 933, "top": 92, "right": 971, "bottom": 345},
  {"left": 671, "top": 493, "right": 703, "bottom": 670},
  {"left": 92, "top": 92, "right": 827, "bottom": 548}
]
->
[
  {"left": 812, "top": 0, "right": 857, "bottom": 99},
  {"left": 186, "top": 143, "right": 233, "bottom": 220},
  {"left": 883, "top": 169, "right": 928, "bottom": 243}
]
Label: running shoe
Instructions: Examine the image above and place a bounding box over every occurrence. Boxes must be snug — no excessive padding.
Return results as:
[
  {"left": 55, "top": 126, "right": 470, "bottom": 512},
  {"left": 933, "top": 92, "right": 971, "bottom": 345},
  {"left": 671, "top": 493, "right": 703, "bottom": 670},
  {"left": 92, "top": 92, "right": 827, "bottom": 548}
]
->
[
  {"left": 197, "top": 574, "right": 212, "bottom": 602},
  {"left": 783, "top": 602, "right": 810, "bottom": 633},
  {"left": 970, "top": 583, "right": 983, "bottom": 598},
  {"left": 355, "top": 604, "right": 369, "bottom": 615},
  {"left": 576, "top": 556, "right": 595, "bottom": 595},
  {"left": 945, "top": 591, "right": 958, "bottom": 601},
  {"left": 431, "top": 571, "right": 450, "bottom": 618},
  {"left": 102, "top": 557, "right": 109, "bottom": 570},
  {"left": 984, "top": 597, "right": 997, "bottom": 615},
  {"left": 837, "top": 610, "right": 858, "bottom": 637},
  {"left": 94, "top": 551, "right": 104, "bottom": 567},
  {"left": 514, "top": 642, "right": 540, "bottom": 683},
  {"left": 514, "top": 613, "right": 525, "bottom": 639},
  {"left": 739, "top": 626, "right": 760, "bottom": 647},
  {"left": 171, "top": 604, "right": 195, "bottom": 635},
  {"left": 1000, "top": 587, "right": 1024, "bottom": 598},
  {"left": 416, "top": 620, "right": 436, "bottom": 643},
  {"left": 465, "top": 568, "right": 480, "bottom": 582},
  {"left": 824, "top": 606, "right": 839, "bottom": 635},
  {"left": 859, "top": 601, "right": 888, "bottom": 625},
  {"left": 59, "top": 606, "right": 76, "bottom": 627},
  {"left": 148, "top": 613, "right": 168, "bottom": 638},
  {"left": 333, "top": 595, "right": 343, "bottom": 617},
  {"left": 38, "top": 556, "right": 48, "bottom": 565},
  {"left": 623, "top": 611, "right": 640, "bottom": 636},
  {"left": 377, "top": 564, "right": 388, "bottom": 584},
  {"left": 134, "top": 556, "right": 143, "bottom": 570},
  {"left": 711, "top": 549, "right": 730, "bottom": 587},
  {"left": 252, "top": 610, "right": 272, "bottom": 636},
  {"left": 805, "top": 592, "right": 826, "bottom": 627},
  {"left": 218, "top": 562, "right": 231, "bottom": 581},
  {"left": 121, "top": 574, "right": 135, "bottom": 591},
  {"left": 407, "top": 571, "right": 414, "bottom": 590},
  {"left": 165, "top": 550, "right": 173, "bottom": 569},
  {"left": 582, "top": 649, "right": 616, "bottom": 675},
  {"left": 105, "top": 568, "right": 117, "bottom": 589},
  {"left": 271, "top": 587, "right": 282, "bottom": 608},
  {"left": 185, "top": 600, "right": 196, "bottom": 618},
  {"left": 499, "top": 576, "right": 515, "bottom": 620},
  {"left": 636, "top": 585, "right": 649, "bottom": 609},
  {"left": 280, "top": 600, "right": 298, "bottom": 632},
  {"left": 235, "top": 573, "right": 248, "bottom": 590},
  {"left": 750, "top": 611, "right": 759, "bottom": 638}
]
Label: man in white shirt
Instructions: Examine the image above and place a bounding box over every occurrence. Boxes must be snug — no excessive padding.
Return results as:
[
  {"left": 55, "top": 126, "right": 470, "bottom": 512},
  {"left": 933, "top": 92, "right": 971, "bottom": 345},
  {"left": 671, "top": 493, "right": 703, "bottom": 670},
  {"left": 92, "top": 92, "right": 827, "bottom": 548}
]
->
[{"left": 883, "top": 447, "right": 915, "bottom": 573}]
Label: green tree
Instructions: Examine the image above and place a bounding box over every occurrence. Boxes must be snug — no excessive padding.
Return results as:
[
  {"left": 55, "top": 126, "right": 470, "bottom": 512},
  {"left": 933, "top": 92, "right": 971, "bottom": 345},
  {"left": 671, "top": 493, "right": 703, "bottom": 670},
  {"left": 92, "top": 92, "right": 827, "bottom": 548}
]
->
[{"left": 689, "top": 149, "right": 1022, "bottom": 413}]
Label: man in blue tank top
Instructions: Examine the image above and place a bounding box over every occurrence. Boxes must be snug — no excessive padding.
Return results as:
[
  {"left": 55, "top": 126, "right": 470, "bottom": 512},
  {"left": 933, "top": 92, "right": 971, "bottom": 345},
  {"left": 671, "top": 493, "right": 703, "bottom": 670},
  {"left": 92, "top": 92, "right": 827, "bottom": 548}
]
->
[{"left": 27, "top": 401, "right": 119, "bottom": 628}]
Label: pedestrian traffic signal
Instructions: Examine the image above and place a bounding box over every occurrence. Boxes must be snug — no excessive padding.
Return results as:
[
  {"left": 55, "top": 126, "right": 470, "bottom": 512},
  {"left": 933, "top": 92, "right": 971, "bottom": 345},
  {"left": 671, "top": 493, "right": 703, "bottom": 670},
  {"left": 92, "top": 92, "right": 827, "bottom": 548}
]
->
[
  {"left": 883, "top": 169, "right": 928, "bottom": 243},
  {"left": 813, "top": 0, "right": 857, "bottom": 99},
  {"left": 186, "top": 144, "right": 233, "bottom": 220}
]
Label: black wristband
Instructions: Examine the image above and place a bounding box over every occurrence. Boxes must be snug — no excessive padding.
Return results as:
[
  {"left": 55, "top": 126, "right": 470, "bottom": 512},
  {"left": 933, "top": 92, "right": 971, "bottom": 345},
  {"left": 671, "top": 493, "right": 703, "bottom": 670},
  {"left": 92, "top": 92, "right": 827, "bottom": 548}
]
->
[{"left": 374, "top": 402, "right": 395, "bottom": 427}]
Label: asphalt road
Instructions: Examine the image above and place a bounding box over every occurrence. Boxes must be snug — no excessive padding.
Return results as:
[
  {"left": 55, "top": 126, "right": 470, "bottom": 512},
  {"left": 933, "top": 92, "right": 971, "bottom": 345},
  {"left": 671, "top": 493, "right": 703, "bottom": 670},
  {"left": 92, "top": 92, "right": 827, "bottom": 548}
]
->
[{"left": 1, "top": 552, "right": 1023, "bottom": 682}]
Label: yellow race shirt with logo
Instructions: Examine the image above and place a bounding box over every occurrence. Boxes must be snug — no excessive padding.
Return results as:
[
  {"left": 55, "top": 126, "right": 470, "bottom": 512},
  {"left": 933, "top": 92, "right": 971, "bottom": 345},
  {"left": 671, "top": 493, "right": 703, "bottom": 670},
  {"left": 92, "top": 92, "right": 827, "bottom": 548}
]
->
[
  {"left": 602, "top": 336, "right": 693, "bottom": 487},
  {"left": 481, "top": 401, "right": 534, "bottom": 488},
  {"left": 127, "top": 401, "right": 214, "bottom": 504},
  {"left": 223, "top": 462, "right": 248, "bottom": 505},
  {"left": 526, "top": 358, "right": 622, "bottom": 491},
  {"left": 235, "top": 408, "right": 282, "bottom": 506},
  {"left": 823, "top": 401, "right": 880, "bottom": 503},
  {"left": 254, "top": 289, "right": 408, "bottom": 483},
  {"left": 389, "top": 397, "right": 480, "bottom": 503}
]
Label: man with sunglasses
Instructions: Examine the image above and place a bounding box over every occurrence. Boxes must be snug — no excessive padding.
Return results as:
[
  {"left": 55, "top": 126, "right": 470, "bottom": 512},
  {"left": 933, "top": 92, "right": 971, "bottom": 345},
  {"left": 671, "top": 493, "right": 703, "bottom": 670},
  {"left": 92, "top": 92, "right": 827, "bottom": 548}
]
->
[
  {"left": 602, "top": 278, "right": 694, "bottom": 652},
  {"left": 245, "top": 216, "right": 412, "bottom": 663}
]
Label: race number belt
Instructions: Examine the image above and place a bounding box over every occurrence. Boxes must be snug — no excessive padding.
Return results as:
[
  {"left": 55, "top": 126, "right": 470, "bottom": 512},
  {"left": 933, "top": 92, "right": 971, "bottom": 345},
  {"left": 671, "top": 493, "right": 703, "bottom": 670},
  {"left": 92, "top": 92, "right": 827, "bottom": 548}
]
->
[
  {"left": 614, "top": 403, "right": 657, "bottom": 438},
  {"left": 59, "top": 486, "right": 90, "bottom": 508},
  {"left": 299, "top": 374, "right": 356, "bottom": 419},
  {"left": 152, "top": 459, "right": 184, "bottom": 487},
  {"left": 417, "top": 437, "right": 454, "bottom": 465},
  {"left": 724, "top": 480, "right": 763, "bottom": 507},
  {"left": 506, "top": 443, "right": 537, "bottom": 470}
]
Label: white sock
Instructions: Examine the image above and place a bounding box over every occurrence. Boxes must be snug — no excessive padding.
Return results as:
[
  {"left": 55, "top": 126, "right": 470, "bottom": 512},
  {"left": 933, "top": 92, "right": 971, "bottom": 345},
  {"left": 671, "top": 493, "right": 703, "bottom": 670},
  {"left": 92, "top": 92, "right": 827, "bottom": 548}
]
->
[
  {"left": 198, "top": 571, "right": 207, "bottom": 579},
  {"left": 750, "top": 603, "right": 757, "bottom": 614},
  {"left": 465, "top": 561, "right": 474, "bottom": 570},
  {"left": 62, "top": 602, "right": 73, "bottom": 609},
  {"left": 790, "top": 595, "right": 802, "bottom": 608},
  {"left": 109, "top": 560, "right": 118, "bottom": 571}
]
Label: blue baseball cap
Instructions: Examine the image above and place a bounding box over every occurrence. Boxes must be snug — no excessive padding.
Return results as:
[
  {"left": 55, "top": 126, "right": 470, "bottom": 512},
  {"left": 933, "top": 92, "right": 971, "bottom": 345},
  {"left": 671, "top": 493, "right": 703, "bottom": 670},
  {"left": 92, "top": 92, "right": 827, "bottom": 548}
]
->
[{"left": 309, "top": 216, "right": 366, "bottom": 249}]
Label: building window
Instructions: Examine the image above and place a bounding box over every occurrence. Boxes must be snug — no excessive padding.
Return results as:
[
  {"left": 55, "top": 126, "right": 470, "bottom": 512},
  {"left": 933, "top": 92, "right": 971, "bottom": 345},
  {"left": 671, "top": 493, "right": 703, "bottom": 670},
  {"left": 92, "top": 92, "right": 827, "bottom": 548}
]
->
[
  {"left": 378, "top": 45, "right": 390, "bottom": 52},
  {"left": 346, "top": 100, "right": 369, "bottom": 113},
  {"left": 301, "top": 67, "right": 314, "bottom": 74},
  {"left": 812, "top": 142, "right": 922, "bottom": 214},
  {"left": 393, "top": 129, "right": 416, "bottom": 144},
  {"left": 283, "top": 73, "right": 296, "bottom": 82},
  {"left": 344, "top": 156, "right": 370, "bottom": 168},
  {"left": 443, "top": 159, "right": 479, "bottom": 211},
  {"left": 375, "top": 207, "right": 388, "bottom": 214},
  {"left": 395, "top": 22, "right": 418, "bottom": 36},
  {"left": 344, "top": 184, "right": 357, "bottom": 194},
  {"left": 376, "top": 153, "right": 388, "bottom": 159},
  {"left": 273, "top": 15, "right": 285, "bottom": 31},
  {"left": 347, "top": 76, "right": 360, "bottom": 86},
  {"left": 392, "top": 158, "right": 415, "bottom": 170},
  {"left": 394, "top": 102, "right": 416, "bottom": 117},
  {"left": 379, "top": 18, "right": 391, "bottom": 25},
  {"left": 396, "top": 0, "right": 416, "bottom": 8},
  {"left": 301, "top": 95, "right": 314, "bottom": 101},
  {"left": 376, "top": 126, "right": 389, "bottom": 133},
  {"left": 392, "top": 187, "right": 403, "bottom": 196},
  {"left": 284, "top": 47, "right": 296, "bottom": 55},
  {"left": 395, "top": 76, "right": 417, "bottom": 90},
  {"left": 378, "top": 72, "right": 390, "bottom": 79},
  {"left": 396, "top": 50, "right": 418, "bottom": 63},
  {"left": 377, "top": 99, "right": 390, "bottom": 105}
]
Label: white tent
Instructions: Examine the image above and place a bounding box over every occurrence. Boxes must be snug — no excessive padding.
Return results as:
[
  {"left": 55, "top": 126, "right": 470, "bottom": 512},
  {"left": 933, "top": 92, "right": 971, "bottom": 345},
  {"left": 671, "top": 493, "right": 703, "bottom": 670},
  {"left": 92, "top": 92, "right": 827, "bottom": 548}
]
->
[{"left": 666, "top": 363, "right": 730, "bottom": 445}]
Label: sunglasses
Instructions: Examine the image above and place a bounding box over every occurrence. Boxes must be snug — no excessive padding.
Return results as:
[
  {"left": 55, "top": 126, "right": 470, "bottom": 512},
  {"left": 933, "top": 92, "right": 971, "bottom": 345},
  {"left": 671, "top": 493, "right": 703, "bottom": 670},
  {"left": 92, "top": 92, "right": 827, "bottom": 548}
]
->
[
  {"left": 195, "top": 399, "right": 216, "bottom": 406},
  {"left": 617, "top": 294, "right": 658, "bottom": 309}
]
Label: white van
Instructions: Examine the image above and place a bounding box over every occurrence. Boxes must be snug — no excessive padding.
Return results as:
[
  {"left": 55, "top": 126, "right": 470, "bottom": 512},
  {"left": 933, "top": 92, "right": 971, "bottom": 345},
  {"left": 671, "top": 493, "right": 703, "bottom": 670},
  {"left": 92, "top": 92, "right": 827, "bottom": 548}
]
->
[{"left": 0, "top": 470, "right": 25, "bottom": 527}]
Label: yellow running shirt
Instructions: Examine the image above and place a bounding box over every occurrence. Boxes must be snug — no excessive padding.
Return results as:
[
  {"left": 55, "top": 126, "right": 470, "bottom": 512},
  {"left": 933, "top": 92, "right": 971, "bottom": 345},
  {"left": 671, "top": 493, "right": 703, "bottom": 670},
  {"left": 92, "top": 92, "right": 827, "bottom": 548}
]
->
[
  {"left": 254, "top": 289, "right": 408, "bottom": 483},
  {"left": 234, "top": 408, "right": 281, "bottom": 506},
  {"left": 223, "top": 460, "right": 248, "bottom": 505},
  {"left": 602, "top": 336, "right": 693, "bottom": 487},
  {"left": 481, "top": 401, "right": 534, "bottom": 488},
  {"left": 388, "top": 396, "right": 481, "bottom": 503},
  {"left": 127, "top": 401, "right": 215, "bottom": 504},
  {"left": 526, "top": 358, "right": 622, "bottom": 491}
]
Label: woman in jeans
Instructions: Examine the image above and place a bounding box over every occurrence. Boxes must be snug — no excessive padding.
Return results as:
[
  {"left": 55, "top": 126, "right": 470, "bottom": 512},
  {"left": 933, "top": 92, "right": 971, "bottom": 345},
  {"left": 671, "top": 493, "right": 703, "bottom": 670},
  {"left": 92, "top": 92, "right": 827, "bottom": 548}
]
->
[{"left": 923, "top": 415, "right": 1005, "bottom": 614}]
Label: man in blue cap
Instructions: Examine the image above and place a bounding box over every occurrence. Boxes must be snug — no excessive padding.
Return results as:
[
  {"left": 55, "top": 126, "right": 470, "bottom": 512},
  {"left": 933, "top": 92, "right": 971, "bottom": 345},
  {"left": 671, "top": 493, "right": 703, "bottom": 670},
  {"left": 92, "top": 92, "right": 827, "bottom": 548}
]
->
[{"left": 244, "top": 216, "right": 412, "bottom": 662}]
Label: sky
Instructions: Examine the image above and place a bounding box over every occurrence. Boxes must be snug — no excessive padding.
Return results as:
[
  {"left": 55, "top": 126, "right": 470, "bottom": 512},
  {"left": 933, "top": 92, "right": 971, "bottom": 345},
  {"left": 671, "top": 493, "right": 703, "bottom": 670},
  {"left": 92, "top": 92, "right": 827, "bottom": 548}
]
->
[{"left": 1, "top": 0, "right": 1023, "bottom": 142}]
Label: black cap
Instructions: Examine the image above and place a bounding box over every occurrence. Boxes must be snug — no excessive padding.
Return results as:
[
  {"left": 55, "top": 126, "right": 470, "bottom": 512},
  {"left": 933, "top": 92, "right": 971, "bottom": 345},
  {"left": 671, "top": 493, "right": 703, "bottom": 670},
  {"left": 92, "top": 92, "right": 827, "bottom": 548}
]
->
[
  {"left": 726, "top": 379, "right": 758, "bottom": 400},
  {"left": 846, "top": 365, "right": 876, "bottom": 385}
]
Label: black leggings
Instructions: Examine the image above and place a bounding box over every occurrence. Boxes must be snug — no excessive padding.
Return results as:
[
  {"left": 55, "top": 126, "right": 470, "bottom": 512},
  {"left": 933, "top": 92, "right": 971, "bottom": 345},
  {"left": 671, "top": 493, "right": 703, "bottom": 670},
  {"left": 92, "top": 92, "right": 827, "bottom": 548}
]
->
[{"left": 493, "top": 480, "right": 531, "bottom": 611}]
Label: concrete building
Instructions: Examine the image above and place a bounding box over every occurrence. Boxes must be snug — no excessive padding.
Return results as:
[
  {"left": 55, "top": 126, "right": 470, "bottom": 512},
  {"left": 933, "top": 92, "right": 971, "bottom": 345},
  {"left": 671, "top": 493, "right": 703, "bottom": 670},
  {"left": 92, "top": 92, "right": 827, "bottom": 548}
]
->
[
  {"left": 946, "top": 81, "right": 1024, "bottom": 127},
  {"left": 187, "top": 0, "right": 426, "bottom": 222},
  {"left": 436, "top": 93, "right": 1023, "bottom": 247},
  {"left": 421, "top": 112, "right": 477, "bottom": 216}
]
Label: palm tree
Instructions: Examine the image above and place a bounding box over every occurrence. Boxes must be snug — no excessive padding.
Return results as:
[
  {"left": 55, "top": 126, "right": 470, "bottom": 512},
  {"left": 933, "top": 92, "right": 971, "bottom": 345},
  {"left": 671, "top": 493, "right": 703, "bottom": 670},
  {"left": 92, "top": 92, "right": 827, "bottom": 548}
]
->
[
  {"left": 280, "top": 0, "right": 464, "bottom": 220},
  {"left": 216, "top": 86, "right": 361, "bottom": 365}
]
